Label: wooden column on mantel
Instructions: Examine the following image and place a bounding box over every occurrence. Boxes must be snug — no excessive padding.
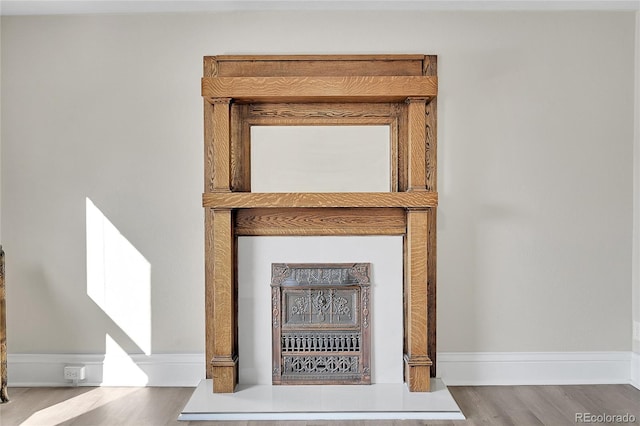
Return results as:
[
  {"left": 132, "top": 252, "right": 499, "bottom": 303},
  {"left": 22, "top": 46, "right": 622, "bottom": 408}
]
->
[
  {"left": 0, "top": 246, "right": 8, "bottom": 403},
  {"left": 204, "top": 68, "right": 238, "bottom": 391},
  {"left": 202, "top": 54, "right": 438, "bottom": 393}
]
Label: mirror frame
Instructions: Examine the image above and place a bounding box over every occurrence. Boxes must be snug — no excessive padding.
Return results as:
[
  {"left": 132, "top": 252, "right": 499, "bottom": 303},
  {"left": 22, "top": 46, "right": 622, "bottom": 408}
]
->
[{"left": 202, "top": 55, "right": 438, "bottom": 393}]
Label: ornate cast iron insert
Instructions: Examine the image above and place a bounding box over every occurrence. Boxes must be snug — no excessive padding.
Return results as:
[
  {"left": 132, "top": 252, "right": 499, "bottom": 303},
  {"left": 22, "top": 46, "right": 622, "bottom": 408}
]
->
[{"left": 271, "top": 263, "right": 371, "bottom": 385}]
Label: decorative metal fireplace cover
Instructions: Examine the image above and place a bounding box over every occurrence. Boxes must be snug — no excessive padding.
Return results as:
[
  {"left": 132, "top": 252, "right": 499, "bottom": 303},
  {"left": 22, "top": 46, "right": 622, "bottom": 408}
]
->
[{"left": 271, "top": 263, "right": 371, "bottom": 385}]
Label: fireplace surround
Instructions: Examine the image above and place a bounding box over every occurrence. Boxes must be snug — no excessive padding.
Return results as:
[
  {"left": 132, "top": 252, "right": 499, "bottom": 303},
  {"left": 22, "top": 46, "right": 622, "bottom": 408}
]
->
[
  {"left": 202, "top": 54, "right": 438, "bottom": 393},
  {"left": 236, "top": 236, "right": 403, "bottom": 386}
]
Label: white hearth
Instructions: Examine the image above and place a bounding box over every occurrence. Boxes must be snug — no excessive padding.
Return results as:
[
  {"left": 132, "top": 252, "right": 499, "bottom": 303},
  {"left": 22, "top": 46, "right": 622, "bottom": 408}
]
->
[
  {"left": 180, "top": 236, "right": 463, "bottom": 420},
  {"left": 180, "top": 379, "right": 463, "bottom": 421}
]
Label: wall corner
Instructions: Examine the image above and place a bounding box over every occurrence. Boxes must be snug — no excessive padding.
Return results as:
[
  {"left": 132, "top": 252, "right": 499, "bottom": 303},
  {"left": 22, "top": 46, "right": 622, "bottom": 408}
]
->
[{"left": 632, "top": 10, "right": 640, "bottom": 359}]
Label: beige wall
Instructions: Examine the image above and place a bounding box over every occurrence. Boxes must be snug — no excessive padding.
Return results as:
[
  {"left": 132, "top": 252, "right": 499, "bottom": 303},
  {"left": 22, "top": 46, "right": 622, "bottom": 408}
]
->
[
  {"left": 634, "top": 10, "right": 640, "bottom": 355},
  {"left": 0, "top": 21, "right": 2, "bottom": 244},
  {"left": 0, "top": 11, "right": 635, "bottom": 356}
]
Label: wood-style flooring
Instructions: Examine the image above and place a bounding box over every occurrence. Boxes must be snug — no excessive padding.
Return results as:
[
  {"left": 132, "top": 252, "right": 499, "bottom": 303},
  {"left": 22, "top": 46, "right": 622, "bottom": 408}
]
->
[{"left": 0, "top": 384, "right": 638, "bottom": 426}]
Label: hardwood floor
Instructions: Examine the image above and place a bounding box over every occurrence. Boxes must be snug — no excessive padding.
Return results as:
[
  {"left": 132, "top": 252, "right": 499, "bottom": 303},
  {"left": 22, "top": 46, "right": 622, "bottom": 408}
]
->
[{"left": 0, "top": 385, "right": 638, "bottom": 426}]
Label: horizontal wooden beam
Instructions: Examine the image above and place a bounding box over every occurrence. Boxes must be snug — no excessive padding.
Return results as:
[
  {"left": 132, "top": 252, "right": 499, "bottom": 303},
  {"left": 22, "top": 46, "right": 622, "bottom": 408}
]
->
[
  {"left": 235, "top": 208, "right": 406, "bottom": 236},
  {"left": 202, "top": 76, "right": 437, "bottom": 102},
  {"left": 210, "top": 55, "right": 428, "bottom": 78},
  {"left": 203, "top": 192, "right": 437, "bottom": 209},
  {"left": 213, "top": 54, "right": 427, "bottom": 62}
]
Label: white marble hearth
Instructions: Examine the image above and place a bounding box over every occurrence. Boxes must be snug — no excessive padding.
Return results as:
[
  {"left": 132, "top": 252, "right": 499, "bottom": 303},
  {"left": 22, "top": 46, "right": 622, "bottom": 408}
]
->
[{"left": 179, "top": 379, "right": 464, "bottom": 421}]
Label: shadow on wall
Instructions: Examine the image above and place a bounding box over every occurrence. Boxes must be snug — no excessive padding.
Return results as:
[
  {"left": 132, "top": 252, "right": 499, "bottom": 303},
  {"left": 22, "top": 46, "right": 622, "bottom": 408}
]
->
[{"left": 85, "top": 197, "right": 151, "bottom": 385}]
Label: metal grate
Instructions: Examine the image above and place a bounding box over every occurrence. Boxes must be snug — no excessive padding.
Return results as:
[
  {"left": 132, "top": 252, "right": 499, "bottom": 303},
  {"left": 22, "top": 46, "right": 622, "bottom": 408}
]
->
[
  {"left": 271, "top": 263, "right": 371, "bottom": 385},
  {"left": 281, "top": 332, "right": 361, "bottom": 353}
]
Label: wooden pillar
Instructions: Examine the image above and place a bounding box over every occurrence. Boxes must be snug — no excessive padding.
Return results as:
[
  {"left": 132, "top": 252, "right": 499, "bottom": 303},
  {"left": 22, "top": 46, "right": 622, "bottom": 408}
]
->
[
  {"left": 422, "top": 54, "right": 438, "bottom": 379},
  {"left": 205, "top": 98, "right": 232, "bottom": 193},
  {"left": 425, "top": 97, "right": 438, "bottom": 378},
  {"left": 407, "top": 98, "right": 427, "bottom": 192},
  {"left": 0, "top": 246, "right": 8, "bottom": 402},
  {"left": 404, "top": 210, "right": 432, "bottom": 392},
  {"left": 204, "top": 93, "right": 237, "bottom": 392},
  {"left": 212, "top": 99, "right": 232, "bottom": 191},
  {"left": 425, "top": 99, "right": 437, "bottom": 192},
  {"left": 209, "top": 209, "right": 237, "bottom": 393},
  {"left": 204, "top": 210, "right": 214, "bottom": 380},
  {"left": 426, "top": 206, "right": 437, "bottom": 378},
  {"left": 405, "top": 91, "right": 432, "bottom": 391}
]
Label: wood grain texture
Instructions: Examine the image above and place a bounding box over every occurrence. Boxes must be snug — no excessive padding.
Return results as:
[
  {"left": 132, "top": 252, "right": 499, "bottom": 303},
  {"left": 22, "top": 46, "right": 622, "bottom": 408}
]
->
[
  {"left": 423, "top": 96, "right": 437, "bottom": 376},
  {"left": 247, "top": 116, "right": 395, "bottom": 126},
  {"left": 202, "top": 76, "right": 437, "bottom": 102},
  {"left": 407, "top": 98, "right": 427, "bottom": 191},
  {"left": 241, "top": 121, "right": 251, "bottom": 192},
  {"left": 404, "top": 356, "right": 432, "bottom": 392},
  {"left": 212, "top": 210, "right": 234, "bottom": 356},
  {"left": 211, "top": 54, "right": 426, "bottom": 77},
  {"left": 248, "top": 102, "right": 396, "bottom": 119},
  {"left": 398, "top": 102, "right": 409, "bottom": 192},
  {"left": 406, "top": 210, "right": 428, "bottom": 354},
  {"left": 210, "top": 210, "right": 237, "bottom": 392},
  {"left": 204, "top": 210, "right": 214, "bottom": 379},
  {"left": 211, "top": 358, "right": 238, "bottom": 394},
  {"left": 390, "top": 111, "right": 400, "bottom": 192},
  {"left": 423, "top": 55, "right": 438, "bottom": 77},
  {"left": 203, "top": 56, "right": 218, "bottom": 78},
  {"left": 212, "top": 99, "right": 231, "bottom": 191},
  {"left": 235, "top": 208, "right": 406, "bottom": 236},
  {"left": 203, "top": 101, "right": 214, "bottom": 193},
  {"left": 427, "top": 208, "right": 437, "bottom": 377},
  {"left": 214, "top": 54, "right": 427, "bottom": 61},
  {"left": 0, "top": 246, "right": 7, "bottom": 403},
  {"left": 404, "top": 210, "right": 432, "bottom": 392},
  {"left": 426, "top": 98, "right": 437, "bottom": 191},
  {"left": 203, "top": 192, "right": 438, "bottom": 209},
  {"left": 230, "top": 104, "right": 249, "bottom": 191},
  {"left": 217, "top": 60, "right": 422, "bottom": 77}
]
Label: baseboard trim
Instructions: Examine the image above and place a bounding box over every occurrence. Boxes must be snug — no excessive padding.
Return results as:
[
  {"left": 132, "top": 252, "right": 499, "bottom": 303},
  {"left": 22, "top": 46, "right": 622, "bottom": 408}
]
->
[
  {"left": 437, "top": 351, "right": 632, "bottom": 386},
  {"left": 8, "top": 353, "right": 204, "bottom": 387},
  {"left": 631, "top": 352, "right": 640, "bottom": 390},
  {"left": 8, "top": 351, "right": 635, "bottom": 387}
]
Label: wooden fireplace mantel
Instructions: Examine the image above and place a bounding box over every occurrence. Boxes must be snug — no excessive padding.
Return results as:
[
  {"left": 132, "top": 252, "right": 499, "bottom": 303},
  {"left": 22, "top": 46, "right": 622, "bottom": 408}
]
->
[{"left": 202, "top": 54, "right": 438, "bottom": 393}]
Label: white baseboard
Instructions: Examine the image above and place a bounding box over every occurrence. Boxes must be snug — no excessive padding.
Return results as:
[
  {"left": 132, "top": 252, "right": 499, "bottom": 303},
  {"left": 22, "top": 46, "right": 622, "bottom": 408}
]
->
[
  {"left": 8, "top": 353, "right": 204, "bottom": 387},
  {"left": 8, "top": 351, "right": 635, "bottom": 387},
  {"left": 437, "top": 351, "right": 632, "bottom": 386},
  {"left": 631, "top": 352, "right": 640, "bottom": 390}
]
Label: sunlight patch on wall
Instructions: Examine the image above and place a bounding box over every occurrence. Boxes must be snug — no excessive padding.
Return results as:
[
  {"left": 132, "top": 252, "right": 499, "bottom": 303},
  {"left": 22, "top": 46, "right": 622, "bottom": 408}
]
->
[
  {"left": 101, "top": 334, "right": 149, "bottom": 386},
  {"left": 86, "top": 198, "right": 151, "bottom": 355}
]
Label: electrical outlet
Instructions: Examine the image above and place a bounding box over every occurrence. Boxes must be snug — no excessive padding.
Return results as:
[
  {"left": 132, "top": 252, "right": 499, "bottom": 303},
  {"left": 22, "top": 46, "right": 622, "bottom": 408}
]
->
[
  {"left": 64, "top": 365, "right": 86, "bottom": 381},
  {"left": 634, "top": 321, "right": 640, "bottom": 342}
]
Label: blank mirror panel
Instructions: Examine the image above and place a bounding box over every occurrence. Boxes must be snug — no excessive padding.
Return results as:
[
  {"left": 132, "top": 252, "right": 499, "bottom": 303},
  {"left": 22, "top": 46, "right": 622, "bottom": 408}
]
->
[{"left": 250, "top": 126, "right": 391, "bottom": 193}]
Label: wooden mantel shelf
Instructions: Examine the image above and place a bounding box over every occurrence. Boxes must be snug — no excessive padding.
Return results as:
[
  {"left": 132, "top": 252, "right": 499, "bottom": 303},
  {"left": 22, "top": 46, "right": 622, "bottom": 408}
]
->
[
  {"left": 202, "top": 192, "right": 438, "bottom": 209},
  {"left": 202, "top": 76, "right": 437, "bottom": 103}
]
